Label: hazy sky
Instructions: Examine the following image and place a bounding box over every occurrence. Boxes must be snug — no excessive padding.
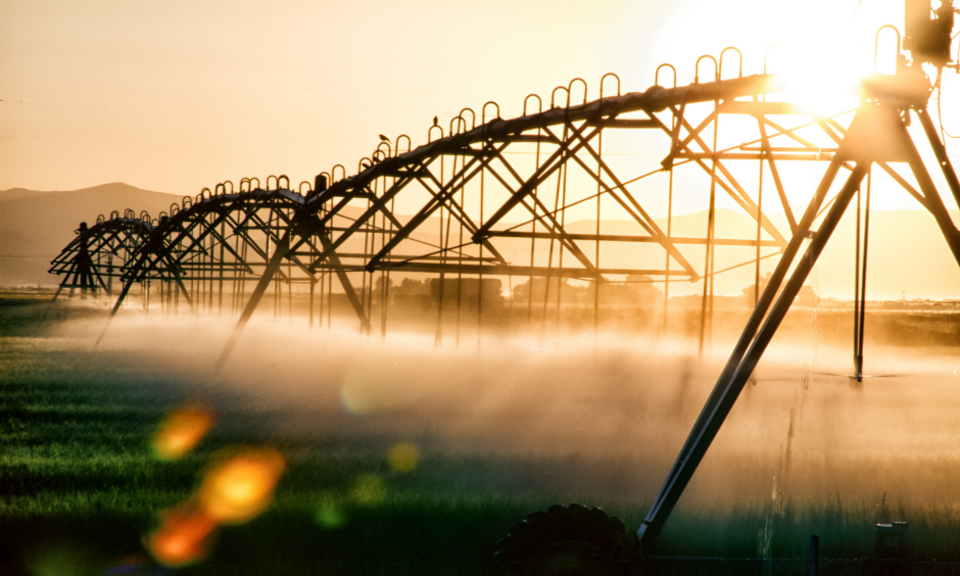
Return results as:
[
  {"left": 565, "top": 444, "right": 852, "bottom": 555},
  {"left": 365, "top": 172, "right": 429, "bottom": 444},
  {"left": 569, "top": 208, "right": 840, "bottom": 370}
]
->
[{"left": 3, "top": 0, "right": 956, "bottom": 206}]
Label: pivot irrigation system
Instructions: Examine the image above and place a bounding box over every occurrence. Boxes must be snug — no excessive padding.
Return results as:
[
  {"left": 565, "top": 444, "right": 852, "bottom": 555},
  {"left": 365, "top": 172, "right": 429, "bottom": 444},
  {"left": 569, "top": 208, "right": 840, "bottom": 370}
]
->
[{"left": 47, "top": 0, "right": 960, "bottom": 572}]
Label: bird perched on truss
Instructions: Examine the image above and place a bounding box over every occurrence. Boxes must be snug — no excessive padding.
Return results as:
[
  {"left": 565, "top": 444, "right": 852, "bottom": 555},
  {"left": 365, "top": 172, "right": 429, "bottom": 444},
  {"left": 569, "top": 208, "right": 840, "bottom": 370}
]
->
[
  {"left": 379, "top": 134, "right": 389, "bottom": 143},
  {"left": 433, "top": 116, "right": 438, "bottom": 126}
]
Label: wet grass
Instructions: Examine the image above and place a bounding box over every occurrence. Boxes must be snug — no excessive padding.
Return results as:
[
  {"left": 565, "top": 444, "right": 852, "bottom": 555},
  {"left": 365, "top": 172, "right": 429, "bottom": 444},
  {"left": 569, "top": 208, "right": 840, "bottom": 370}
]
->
[
  {"left": 0, "top": 307, "right": 562, "bottom": 574},
  {"left": 0, "top": 356, "right": 532, "bottom": 574},
  {"left": 5, "top": 297, "right": 960, "bottom": 575}
]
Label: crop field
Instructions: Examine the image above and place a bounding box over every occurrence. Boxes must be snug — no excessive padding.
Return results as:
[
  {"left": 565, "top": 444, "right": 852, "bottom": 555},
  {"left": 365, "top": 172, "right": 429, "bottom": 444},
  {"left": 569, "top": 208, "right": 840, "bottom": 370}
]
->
[{"left": 5, "top": 294, "right": 960, "bottom": 575}]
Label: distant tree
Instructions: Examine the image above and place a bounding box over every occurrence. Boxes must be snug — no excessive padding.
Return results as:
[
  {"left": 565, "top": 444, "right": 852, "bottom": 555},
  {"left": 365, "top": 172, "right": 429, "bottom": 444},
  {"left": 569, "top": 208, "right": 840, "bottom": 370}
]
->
[
  {"left": 625, "top": 274, "right": 665, "bottom": 303},
  {"left": 389, "top": 277, "right": 433, "bottom": 311},
  {"left": 429, "top": 277, "right": 503, "bottom": 308},
  {"left": 371, "top": 275, "right": 393, "bottom": 299},
  {"left": 512, "top": 276, "right": 664, "bottom": 306},
  {"left": 741, "top": 272, "right": 817, "bottom": 307},
  {"left": 586, "top": 275, "right": 663, "bottom": 305},
  {"left": 740, "top": 272, "right": 771, "bottom": 304},
  {"left": 512, "top": 278, "right": 577, "bottom": 303},
  {"left": 393, "top": 278, "right": 431, "bottom": 296},
  {"left": 796, "top": 284, "right": 818, "bottom": 307}
]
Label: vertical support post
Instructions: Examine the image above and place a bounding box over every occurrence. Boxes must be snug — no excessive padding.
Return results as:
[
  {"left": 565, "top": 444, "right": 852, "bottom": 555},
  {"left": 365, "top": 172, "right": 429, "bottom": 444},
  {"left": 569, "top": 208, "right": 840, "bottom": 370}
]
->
[
  {"left": 663, "top": 166, "right": 673, "bottom": 336},
  {"left": 810, "top": 534, "right": 820, "bottom": 576},
  {"left": 478, "top": 161, "right": 485, "bottom": 351},
  {"left": 386, "top": 184, "right": 397, "bottom": 340},
  {"left": 326, "top": 266, "right": 333, "bottom": 330},
  {"left": 310, "top": 275, "right": 315, "bottom": 328},
  {"left": 699, "top": 168, "right": 717, "bottom": 356},
  {"left": 853, "top": 181, "right": 862, "bottom": 375},
  {"left": 208, "top": 224, "right": 215, "bottom": 313},
  {"left": 435, "top": 236, "right": 448, "bottom": 346},
  {"left": 595, "top": 117, "right": 604, "bottom": 337},
  {"left": 755, "top": 148, "right": 764, "bottom": 306},
  {"left": 218, "top": 221, "right": 225, "bottom": 315},
  {"left": 456, "top": 166, "right": 465, "bottom": 349},
  {"left": 361, "top": 198, "right": 371, "bottom": 334},
  {"left": 541, "top": 133, "right": 565, "bottom": 345},
  {"left": 530, "top": 122, "right": 542, "bottom": 339},
  {"left": 698, "top": 96, "right": 719, "bottom": 356},
  {"left": 527, "top": 211, "right": 536, "bottom": 331},
  {"left": 596, "top": 151, "right": 603, "bottom": 336},
  {"left": 854, "top": 170, "right": 872, "bottom": 380},
  {"left": 556, "top": 125, "right": 570, "bottom": 335},
  {"left": 381, "top": 268, "right": 390, "bottom": 339}
]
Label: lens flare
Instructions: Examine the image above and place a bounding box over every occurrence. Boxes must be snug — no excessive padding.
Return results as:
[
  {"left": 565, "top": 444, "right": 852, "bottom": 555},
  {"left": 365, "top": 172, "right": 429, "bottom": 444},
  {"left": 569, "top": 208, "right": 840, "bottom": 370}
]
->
[
  {"left": 350, "top": 473, "right": 387, "bottom": 506},
  {"left": 340, "top": 379, "right": 386, "bottom": 415},
  {"left": 387, "top": 442, "right": 421, "bottom": 473},
  {"left": 315, "top": 498, "right": 348, "bottom": 529},
  {"left": 197, "top": 447, "right": 286, "bottom": 524},
  {"left": 144, "top": 506, "right": 217, "bottom": 568},
  {"left": 151, "top": 405, "right": 214, "bottom": 461}
]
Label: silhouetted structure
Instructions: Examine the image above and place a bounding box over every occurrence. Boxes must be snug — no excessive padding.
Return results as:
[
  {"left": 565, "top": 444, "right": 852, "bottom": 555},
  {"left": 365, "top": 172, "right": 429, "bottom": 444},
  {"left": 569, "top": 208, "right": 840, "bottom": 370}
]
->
[{"left": 49, "top": 13, "right": 960, "bottom": 556}]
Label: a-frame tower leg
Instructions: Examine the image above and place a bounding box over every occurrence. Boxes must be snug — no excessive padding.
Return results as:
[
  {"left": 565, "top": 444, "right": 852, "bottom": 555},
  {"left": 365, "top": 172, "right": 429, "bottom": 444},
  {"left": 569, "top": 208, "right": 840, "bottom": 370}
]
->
[
  {"left": 215, "top": 226, "right": 371, "bottom": 372},
  {"left": 637, "top": 157, "right": 870, "bottom": 545},
  {"left": 637, "top": 99, "right": 960, "bottom": 548},
  {"left": 635, "top": 101, "right": 911, "bottom": 546}
]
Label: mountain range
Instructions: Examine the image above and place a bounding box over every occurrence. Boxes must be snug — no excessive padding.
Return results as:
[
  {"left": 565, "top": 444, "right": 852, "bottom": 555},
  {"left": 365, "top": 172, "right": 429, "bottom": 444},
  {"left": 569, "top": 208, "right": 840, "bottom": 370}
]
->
[{"left": 2, "top": 183, "right": 959, "bottom": 301}]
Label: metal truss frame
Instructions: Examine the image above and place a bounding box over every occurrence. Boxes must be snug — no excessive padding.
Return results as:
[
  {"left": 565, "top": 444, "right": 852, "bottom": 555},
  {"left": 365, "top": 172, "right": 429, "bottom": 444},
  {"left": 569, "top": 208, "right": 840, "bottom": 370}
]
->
[
  {"left": 48, "top": 54, "right": 960, "bottom": 549},
  {"left": 636, "top": 77, "right": 960, "bottom": 547},
  {"left": 48, "top": 214, "right": 154, "bottom": 301}
]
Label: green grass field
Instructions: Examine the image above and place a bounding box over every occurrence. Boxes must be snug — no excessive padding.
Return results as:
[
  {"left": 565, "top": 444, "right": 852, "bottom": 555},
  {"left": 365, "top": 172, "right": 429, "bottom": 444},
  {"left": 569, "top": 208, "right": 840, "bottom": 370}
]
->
[{"left": 5, "top": 295, "right": 960, "bottom": 575}]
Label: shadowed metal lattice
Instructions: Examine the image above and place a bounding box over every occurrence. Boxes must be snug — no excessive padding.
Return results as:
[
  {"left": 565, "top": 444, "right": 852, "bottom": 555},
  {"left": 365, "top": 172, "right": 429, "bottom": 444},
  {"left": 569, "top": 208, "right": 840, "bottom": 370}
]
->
[{"left": 48, "top": 42, "right": 960, "bottom": 550}]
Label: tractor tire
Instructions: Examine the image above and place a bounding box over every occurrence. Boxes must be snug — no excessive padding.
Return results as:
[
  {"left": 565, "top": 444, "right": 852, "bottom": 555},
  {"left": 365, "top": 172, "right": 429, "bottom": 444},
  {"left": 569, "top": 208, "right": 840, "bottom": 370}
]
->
[{"left": 493, "top": 503, "right": 643, "bottom": 576}]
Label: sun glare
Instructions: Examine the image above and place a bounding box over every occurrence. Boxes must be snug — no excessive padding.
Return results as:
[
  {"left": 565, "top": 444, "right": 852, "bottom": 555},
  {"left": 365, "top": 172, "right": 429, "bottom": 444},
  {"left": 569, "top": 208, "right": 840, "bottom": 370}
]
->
[
  {"left": 656, "top": 0, "right": 910, "bottom": 115},
  {"left": 151, "top": 404, "right": 215, "bottom": 461},
  {"left": 315, "top": 497, "right": 349, "bottom": 529},
  {"left": 198, "top": 447, "right": 286, "bottom": 524},
  {"left": 350, "top": 473, "right": 387, "bottom": 506},
  {"left": 146, "top": 446, "right": 286, "bottom": 566},
  {"left": 387, "top": 441, "right": 422, "bottom": 473},
  {"left": 145, "top": 506, "right": 218, "bottom": 568},
  {"left": 774, "top": 43, "right": 867, "bottom": 114}
]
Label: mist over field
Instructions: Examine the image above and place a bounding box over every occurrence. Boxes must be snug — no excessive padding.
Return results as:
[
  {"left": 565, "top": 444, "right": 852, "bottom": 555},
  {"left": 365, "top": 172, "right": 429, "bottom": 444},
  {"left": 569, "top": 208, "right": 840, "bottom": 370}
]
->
[
  {"left": 60, "top": 309, "right": 960, "bottom": 513},
  {"left": 9, "top": 294, "right": 960, "bottom": 572},
  {"left": 5, "top": 0, "right": 960, "bottom": 570}
]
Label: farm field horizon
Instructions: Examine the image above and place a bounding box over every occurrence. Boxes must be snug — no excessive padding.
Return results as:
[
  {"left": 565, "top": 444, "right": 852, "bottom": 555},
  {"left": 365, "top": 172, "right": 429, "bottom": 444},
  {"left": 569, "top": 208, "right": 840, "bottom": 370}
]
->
[{"left": 4, "top": 296, "right": 960, "bottom": 574}]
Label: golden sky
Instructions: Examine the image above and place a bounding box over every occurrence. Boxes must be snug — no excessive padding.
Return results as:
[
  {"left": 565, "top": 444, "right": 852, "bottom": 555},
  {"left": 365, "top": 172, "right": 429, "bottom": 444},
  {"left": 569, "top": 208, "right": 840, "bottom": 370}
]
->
[{"left": 2, "top": 0, "right": 957, "bottom": 208}]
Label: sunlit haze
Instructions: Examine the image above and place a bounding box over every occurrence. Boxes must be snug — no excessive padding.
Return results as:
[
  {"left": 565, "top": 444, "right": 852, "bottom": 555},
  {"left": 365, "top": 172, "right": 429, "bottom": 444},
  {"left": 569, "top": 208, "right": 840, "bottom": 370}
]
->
[
  {"left": 4, "top": 0, "right": 958, "bottom": 216},
  {"left": 6, "top": 2, "right": 960, "bottom": 568}
]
